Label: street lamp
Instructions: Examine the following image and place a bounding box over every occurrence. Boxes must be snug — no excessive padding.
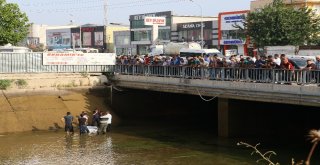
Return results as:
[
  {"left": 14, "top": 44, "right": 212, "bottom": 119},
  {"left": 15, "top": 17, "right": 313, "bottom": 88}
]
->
[
  {"left": 70, "top": 14, "right": 82, "bottom": 49},
  {"left": 189, "top": 0, "right": 203, "bottom": 49}
]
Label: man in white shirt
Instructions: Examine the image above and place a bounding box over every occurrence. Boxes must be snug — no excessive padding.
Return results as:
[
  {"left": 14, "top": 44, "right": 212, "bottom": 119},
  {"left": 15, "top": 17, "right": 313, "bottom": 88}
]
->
[
  {"left": 106, "top": 111, "right": 112, "bottom": 132},
  {"left": 98, "top": 112, "right": 109, "bottom": 134}
]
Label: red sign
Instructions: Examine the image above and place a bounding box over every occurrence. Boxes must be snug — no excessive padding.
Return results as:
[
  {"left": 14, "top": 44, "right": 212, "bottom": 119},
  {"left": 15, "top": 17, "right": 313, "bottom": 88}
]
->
[{"left": 144, "top": 17, "right": 166, "bottom": 26}]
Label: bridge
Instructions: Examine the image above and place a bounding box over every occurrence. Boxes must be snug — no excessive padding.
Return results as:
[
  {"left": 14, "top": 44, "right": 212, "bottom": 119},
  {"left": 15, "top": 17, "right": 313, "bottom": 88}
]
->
[
  {"left": 2, "top": 52, "right": 320, "bottom": 137},
  {"left": 110, "top": 65, "right": 320, "bottom": 137}
]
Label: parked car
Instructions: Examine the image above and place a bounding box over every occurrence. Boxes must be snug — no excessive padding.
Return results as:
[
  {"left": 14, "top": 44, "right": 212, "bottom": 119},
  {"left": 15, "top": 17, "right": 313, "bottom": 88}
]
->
[{"left": 287, "top": 55, "right": 316, "bottom": 69}]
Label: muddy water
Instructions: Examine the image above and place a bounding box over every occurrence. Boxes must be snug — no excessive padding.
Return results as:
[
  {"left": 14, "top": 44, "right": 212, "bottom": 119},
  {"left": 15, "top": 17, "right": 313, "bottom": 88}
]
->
[
  {"left": 1, "top": 88, "right": 320, "bottom": 164},
  {"left": 0, "top": 126, "right": 255, "bottom": 165}
]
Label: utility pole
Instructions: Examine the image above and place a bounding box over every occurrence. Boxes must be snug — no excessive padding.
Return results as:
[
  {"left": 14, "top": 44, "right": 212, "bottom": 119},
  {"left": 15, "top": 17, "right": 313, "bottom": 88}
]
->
[
  {"left": 189, "top": 0, "right": 203, "bottom": 49},
  {"left": 104, "top": 0, "right": 108, "bottom": 52}
]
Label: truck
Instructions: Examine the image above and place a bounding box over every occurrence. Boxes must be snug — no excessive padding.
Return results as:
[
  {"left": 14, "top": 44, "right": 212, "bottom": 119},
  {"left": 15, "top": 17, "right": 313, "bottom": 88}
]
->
[
  {"left": 263, "top": 45, "right": 298, "bottom": 56},
  {"left": 148, "top": 42, "right": 201, "bottom": 56},
  {"left": 263, "top": 45, "right": 320, "bottom": 56}
]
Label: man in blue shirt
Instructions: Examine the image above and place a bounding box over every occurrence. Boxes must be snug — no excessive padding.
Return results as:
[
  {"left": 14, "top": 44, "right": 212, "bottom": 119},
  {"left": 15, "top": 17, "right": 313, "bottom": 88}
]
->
[{"left": 62, "top": 112, "right": 74, "bottom": 135}]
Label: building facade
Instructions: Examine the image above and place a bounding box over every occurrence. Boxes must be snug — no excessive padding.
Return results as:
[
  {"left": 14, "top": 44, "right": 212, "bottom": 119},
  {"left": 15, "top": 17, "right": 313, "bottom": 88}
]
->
[
  {"left": 176, "top": 21, "right": 218, "bottom": 48},
  {"left": 129, "top": 11, "right": 217, "bottom": 55},
  {"left": 26, "top": 23, "right": 128, "bottom": 52},
  {"left": 218, "top": 10, "right": 250, "bottom": 56},
  {"left": 71, "top": 25, "right": 105, "bottom": 52},
  {"left": 251, "top": 0, "right": 320, "bottom": 14}
]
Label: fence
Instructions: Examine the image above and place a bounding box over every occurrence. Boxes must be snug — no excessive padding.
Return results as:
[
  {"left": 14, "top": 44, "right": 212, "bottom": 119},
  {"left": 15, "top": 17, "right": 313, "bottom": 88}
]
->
[
  {"left": 0, "top": 53, "right": 114, "bottom": 73},
  {"left": 114, "top": 65, "right": 320, "bottom": 85}
]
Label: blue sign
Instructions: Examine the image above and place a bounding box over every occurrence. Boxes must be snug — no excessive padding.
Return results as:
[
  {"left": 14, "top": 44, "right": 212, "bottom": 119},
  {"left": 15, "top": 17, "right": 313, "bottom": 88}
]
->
[{"left": 223, "top": 40, "right": 243, "bottom": 45}]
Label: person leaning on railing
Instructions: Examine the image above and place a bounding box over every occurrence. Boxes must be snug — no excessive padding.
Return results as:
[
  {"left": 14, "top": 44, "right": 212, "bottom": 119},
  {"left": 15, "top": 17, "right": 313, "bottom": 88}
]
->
[{"left": 314, "top": 56, "right": 320, "bottom": 84}]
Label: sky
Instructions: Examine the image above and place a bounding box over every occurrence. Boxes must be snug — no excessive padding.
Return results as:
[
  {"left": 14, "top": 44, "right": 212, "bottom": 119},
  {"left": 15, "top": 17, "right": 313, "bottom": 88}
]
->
[{"left": 6, "top": 0, "right": 252, "bottom": 26}]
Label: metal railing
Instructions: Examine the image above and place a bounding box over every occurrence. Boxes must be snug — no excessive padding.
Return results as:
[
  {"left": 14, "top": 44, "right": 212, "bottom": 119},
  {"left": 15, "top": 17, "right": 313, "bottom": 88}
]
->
[
  {"left": 0, "top": 53, "right": 114, "bottom": 73},
  {"left": 114, "top": 65, "right": 320, "bottom": 85}
]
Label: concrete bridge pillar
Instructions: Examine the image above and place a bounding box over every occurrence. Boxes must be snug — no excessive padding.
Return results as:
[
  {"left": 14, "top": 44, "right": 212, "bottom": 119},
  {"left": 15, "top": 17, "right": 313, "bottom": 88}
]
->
[{"left": 218, "top": 98, "right": 229, "bottom": 137}]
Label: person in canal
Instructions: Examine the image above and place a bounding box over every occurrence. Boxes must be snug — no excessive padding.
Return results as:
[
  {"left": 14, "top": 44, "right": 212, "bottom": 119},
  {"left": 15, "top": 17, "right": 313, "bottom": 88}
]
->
[
  {"left": 78, "top": 114, "right": 88, "bottom": 135},
  {"left": 106, "top": 111, "right": 112, "bottom": 132},
  {"left": 98, "top": 111, "right": 109, "bottom": 134},
  {"left": 91, "top": 108, "right": 100, "bottom": 127},
  {"left": 62, "top": 112, "right": 74, "bottom": 135}
]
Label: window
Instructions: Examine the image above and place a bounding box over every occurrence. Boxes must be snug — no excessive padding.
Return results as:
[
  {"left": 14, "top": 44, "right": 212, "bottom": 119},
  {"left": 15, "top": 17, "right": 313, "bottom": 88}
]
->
[
  {"left": 158, "top": 29, "right": 170, "bottom": 40},
  {"left": 132, "top": 30, "right": 151, "bottom": 41}
]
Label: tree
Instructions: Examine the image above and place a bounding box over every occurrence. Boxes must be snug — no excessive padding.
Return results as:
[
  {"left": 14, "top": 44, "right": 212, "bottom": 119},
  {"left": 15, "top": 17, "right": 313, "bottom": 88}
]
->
[
  {"left": 242, "top": 0, "right": 320, "bottom": 47},
  {"left": 0, "top": 0, "right": 30, "bottom": 45}
]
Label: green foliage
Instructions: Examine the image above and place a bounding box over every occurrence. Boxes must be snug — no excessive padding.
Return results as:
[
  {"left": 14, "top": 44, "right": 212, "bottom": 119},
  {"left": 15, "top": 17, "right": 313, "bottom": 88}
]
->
[
  {"left": 15, "top": 79, "right": 27, "bottom": 88},
  {"left": 241, "top": 0, "right": 320, "bottom": 47},
  {"left": 0, "top": 79, "right": 12, "bottom": 90},
  {"left": 0, "top": 0, "right": 30, "bottom": 45},
  {"left": 28, "top": 43, "right": 45, "bottom": 52}
]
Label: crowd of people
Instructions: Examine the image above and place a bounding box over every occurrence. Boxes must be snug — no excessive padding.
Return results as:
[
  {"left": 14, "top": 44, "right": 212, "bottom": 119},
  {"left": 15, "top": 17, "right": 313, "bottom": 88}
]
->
[
  {"left": 116, "top": 54, "right": 320, "bottom": 70},
  {"left": 62, "top": 109, "right": 112, "bottom": 135}
]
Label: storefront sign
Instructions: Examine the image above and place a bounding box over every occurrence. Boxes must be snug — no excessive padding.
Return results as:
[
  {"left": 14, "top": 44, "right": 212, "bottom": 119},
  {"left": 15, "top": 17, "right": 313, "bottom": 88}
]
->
[
  {"left": 221, "top": 39, "right": 245, "bottom": 45},
  {"left": 130, "top": 11, "right": 172, "bottom": 21},
  {"left": 43, "top": 53, "right": 116, "bottom": 65},
  {"left": 144, "top": 17, "right": 166, "bottom": 26},
  {"left": 177, "top": 21, "right": 213, "bottom": 31},
  {"left": 81, "top": 27, "right": 95, "bottom": 32},
  {"left": 220, "top": 11, "right": 248, "bottom": 31}
]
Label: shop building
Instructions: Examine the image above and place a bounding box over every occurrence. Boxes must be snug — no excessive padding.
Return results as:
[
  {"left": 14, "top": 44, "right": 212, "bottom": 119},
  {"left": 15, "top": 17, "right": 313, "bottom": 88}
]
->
[
  {"left": 114, "top": 30, "right": 137, "bottom": 55},
  {"left": 71, "top": 24, "right": 129, "bottom": 53},
  {"left": 251, "top": 0, "right": 320, "bottom": 14},
  {"left": 46, "top": 26, "right": 76, "bottom": 50},
  {"left": 130, "top": 11, "right": 216, "bottom": 55},
  {"left": 71, "top": 25, "right": 105, "bottom": 52},
  {"left": 218, "top": 10, "right": 250, "bottom": 56},
  {"left": 176, "top": 21, "right": 218, "bottom": 48}
]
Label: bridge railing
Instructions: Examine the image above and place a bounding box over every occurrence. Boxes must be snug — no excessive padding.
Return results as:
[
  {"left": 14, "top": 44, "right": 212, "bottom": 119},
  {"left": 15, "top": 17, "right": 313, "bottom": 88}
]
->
[
  {"left": 0, "top": 53, "right": 114, "bottom": 73},
  {"left": 114, "top": 65, "right": 320, "bottom": 85}
]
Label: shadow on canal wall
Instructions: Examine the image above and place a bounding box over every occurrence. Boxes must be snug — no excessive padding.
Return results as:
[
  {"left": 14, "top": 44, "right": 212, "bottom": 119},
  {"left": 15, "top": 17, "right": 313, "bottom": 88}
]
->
[{"left": 111, "top": 88, "right": 320, "bottom": 140}]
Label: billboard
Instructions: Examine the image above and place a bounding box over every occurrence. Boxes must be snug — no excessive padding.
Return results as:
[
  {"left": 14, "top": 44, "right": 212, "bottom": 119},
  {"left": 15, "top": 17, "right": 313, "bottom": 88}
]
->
[
  {"left": 43, "top": 52, "right": 116, "bottom": 65},
  {"left": 83, "top": 32, "right": 92, "bottom": 46},
  {"left": 219, "top": 11, "right": 248, "bottom": 31},
  {"left": 94, "top": 32, "right": 104, "bottom": 46},
  {"left": 144, "top": 17, "right": 166, "bottom": 26},
  {"left": 46, "top": 29, "right": 71, "bottom": 49}
]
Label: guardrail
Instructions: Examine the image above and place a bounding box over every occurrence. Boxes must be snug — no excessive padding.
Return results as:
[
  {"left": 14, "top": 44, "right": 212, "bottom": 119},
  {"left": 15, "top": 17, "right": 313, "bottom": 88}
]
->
[{"left": 114, "top": 65, "right": 320, "bottom": 85}]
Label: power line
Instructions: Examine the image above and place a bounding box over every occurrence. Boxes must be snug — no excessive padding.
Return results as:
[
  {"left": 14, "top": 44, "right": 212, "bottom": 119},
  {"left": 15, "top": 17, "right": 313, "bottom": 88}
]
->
[{"left": 27, "top": 0, "right": 186, "bottom": 13}]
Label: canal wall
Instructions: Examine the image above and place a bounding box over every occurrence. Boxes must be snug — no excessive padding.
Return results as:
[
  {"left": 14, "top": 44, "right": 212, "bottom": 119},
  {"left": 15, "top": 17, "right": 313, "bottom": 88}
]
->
[
  {"left": 0, "top": 87, "right": 119, "bottom": 134},
  {"left": 0, "top": 73, "right": 119, "bottom": 134}
]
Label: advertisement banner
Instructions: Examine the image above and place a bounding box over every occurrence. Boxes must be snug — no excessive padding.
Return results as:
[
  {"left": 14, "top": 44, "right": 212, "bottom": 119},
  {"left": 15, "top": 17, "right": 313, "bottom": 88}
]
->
[
  {"left": 83, "top": 32, "right": 92, "bottom": 46},
  {"left": 46, "top": 29, "right": 71, "bottom": 49},
  {"left": 43, "top": 53, "right": 116, "bottom": 65},
  {"left": 94, "top": 32, "right": 104, "bottom": 46},
  {"left": 144, "top": 17, "right": 166, "bottom": 26},
  {"left": 72, "top": 33, "right": 81, "bottom": 46},
  {"left": 220, "top": 13, "right": 247, "bottom": 31}
]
